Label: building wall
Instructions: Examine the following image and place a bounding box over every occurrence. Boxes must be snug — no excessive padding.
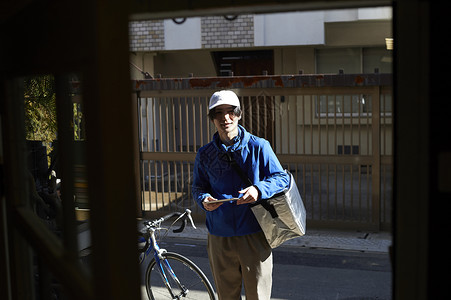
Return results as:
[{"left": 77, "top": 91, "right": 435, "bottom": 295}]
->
[
  {"left": 153, "top": 50, "right": 217, "bottom": 78},
  {"left": 128, "top": 8, "right": 392, "bottom": 78},
  {"left": 129, "top": 20, "right": 164, "bottom": 51},
  {"left": 202, "top": 15, "right": 254, "bottom": 49}
]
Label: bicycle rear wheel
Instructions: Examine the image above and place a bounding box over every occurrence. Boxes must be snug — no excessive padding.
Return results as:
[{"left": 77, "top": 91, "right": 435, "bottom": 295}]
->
[{"left": 145, "top": 252, "right": 215, "bottom": 300}]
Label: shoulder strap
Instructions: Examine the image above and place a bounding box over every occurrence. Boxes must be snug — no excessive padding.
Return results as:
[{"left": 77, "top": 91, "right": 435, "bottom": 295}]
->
[
  {"left": 225, "top": 152, "right": 279, "bottom": 218},
  {"left": 225, "top": 152, "right": 253, "bottom": 186}
]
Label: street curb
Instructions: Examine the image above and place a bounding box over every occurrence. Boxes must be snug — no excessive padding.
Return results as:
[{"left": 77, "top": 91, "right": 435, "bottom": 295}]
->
[{"left": 165, "top": 224, "right": 392, "bottom": 253}]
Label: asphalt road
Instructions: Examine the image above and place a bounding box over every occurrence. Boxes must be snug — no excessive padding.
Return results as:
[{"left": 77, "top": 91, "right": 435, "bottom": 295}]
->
[{"left": 140, "top": 237, "right": 392, "bottom": 300}]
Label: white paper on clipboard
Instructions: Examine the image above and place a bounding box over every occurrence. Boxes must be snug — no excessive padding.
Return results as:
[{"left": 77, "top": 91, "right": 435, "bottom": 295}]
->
[{"left": 204, "top": 198, "right": 240, "bottom": 203}]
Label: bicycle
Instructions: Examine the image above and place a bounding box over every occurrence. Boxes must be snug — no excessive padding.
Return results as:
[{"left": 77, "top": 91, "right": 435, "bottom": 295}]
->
[{"left": 138, "top": 209, "right": 216, "bottom": 300}]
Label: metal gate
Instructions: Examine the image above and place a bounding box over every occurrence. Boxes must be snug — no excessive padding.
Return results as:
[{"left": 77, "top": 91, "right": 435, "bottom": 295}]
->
[{"left": 133, "top": 74, "right": 393, "bottom": 230}]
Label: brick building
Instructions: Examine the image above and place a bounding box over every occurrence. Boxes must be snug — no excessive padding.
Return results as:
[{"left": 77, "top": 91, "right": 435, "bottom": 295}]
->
[{"left": 129, "top": 8, "right": 392, "bottom": 79}]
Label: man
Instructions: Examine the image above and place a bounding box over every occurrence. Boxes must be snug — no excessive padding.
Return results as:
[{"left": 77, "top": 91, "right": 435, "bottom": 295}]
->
[{"left": 192, "top": 90, "right": 289, "bottom": 300}]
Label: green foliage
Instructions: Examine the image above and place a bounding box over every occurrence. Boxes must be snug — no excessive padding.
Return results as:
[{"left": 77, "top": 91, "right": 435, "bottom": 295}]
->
[
  {"left": 24, "top": 75, "right": 57, "bottom": 143},
  {"left": 73, "top": 102, "right": 85, "bottom": 141},
  {"left": 23, "top": 74, "right": 85, "bottom": 162}
]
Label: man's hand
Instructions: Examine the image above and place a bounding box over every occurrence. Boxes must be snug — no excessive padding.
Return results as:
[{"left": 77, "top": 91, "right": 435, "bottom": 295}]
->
[
  {"left": 202, "top": 196, "right": 223, "bottom": 211},
  {"left": 237, "top": 186, "right": 259, "bottom": 205}
]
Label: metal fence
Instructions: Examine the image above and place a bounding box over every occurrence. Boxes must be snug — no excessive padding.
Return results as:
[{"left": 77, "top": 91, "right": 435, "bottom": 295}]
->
[{"left": 133, "top": 74, "right": 393, "bottom": 230}]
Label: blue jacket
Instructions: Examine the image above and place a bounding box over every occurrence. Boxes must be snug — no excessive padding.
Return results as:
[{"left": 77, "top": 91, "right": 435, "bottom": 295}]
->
[{"left": 192, "top": 125, "right": 290, "bottom": 237}]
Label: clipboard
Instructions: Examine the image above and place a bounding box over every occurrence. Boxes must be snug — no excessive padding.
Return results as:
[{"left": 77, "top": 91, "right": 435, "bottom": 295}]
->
[{"left": 204, "top": 198, "right": 240, "bottom": 203}]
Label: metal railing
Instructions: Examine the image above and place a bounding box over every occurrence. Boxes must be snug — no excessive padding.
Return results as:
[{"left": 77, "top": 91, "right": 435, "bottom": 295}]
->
[{"left": 133, "top": 74, "right": 393, "bottom": 230}]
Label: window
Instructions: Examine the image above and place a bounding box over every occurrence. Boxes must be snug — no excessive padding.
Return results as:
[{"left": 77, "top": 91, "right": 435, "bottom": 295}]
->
[
  {"left": 316, "top": 47, "right": 392, "bottom": 74},
  {"left": 317, "top": 93, "right": 392, "bottom": 118},
  {"left": 363, "top": 47, "right": 392, "bottom": 73},
  {"left": 317, "top": 94, "right": 372, "bottom": 117},
  {"left": 212, "top": 50, "right": 274, "bottom": 76}
]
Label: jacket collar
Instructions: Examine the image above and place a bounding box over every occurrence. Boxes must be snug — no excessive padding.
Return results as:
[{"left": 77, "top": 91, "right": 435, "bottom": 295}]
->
[{"left": 213, "top": 125, "right": 250, "bottom": 153}]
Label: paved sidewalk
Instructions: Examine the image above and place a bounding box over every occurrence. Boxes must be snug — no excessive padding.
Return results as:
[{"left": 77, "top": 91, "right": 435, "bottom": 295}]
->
[{"left": 165, "top": 223, "right": 392, "bottom": 253}]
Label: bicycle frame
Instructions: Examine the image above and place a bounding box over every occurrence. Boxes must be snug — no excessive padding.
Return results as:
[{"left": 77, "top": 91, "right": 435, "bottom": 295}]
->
[{"left": 140, "top": 222, "right": 188, "bottom": 299}]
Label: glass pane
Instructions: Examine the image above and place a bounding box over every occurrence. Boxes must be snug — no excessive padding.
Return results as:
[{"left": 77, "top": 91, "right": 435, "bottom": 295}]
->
[
  {"left": 318, "top": 94, "right": 372, "bottom": 116},
  {"left": 316, "top": 48, "right": 361, "bottom": 73},
  {"left": 363, "top": 47, "right": 393, "bottom": 73},
  {"left": 23, "top": 74, "right": 91, "bottom": 272},
  {"left": 23, "top": 75, "right": 61, "bottom": 232}
]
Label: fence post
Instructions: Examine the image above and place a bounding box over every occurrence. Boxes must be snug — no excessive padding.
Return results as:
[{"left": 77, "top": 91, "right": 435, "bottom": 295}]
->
[
  {"left": 371, "top": 86, "right": 381, "bottom": 230},
  {"left": 132, "top": 92, "right": 142, "bottom": 216}
]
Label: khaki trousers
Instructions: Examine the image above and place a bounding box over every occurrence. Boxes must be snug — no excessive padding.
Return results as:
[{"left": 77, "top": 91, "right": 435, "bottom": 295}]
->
[{"left": 207, "top": 231, "right": 273, "bottom": 300}]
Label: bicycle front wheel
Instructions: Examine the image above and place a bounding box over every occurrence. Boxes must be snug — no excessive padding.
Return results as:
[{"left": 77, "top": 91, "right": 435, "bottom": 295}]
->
[{"left": 145, "top": 252, "right": 215, "bottom": 300}]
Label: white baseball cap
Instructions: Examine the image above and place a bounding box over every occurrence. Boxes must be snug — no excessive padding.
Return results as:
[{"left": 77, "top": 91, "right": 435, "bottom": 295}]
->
[{"left": 208, "top": 90, "right": 240, "bottom": 110}]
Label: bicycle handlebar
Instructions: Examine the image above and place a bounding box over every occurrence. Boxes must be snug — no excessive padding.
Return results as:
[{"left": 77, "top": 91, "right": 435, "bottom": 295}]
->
[
  {"left": 172, "top": 209, "right": 197, "bottom": 233},
  {"left": 144, "top": 209, "right": 196, "bottom": 234}
]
